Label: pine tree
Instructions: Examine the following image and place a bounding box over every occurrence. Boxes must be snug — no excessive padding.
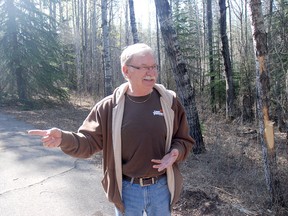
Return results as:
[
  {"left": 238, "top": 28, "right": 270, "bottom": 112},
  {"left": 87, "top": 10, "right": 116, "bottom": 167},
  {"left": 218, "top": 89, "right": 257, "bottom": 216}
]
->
[{"left": 0, "top": 0, "right": 68, "bottom": 104}]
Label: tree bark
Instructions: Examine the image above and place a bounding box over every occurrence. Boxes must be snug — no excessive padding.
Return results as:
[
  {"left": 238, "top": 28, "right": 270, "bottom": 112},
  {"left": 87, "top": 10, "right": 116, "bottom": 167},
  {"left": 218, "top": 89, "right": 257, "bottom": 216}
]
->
[
  {"left": 128, "top": 0, "right": 139, "bottom": 44},
  {"left": 125, "top": 1, "right": 130, "bottom": 45},
  {"left": 73, "top": 0, "right": 82, "bottom": 93},
  {"left": 228, "top": 0, "right": 233, "bottom": 67},
  {"left": 207, "top": 0, "right": 216, "bottom": 112},
  {"left": 82, "top": 0, "right": 88, "bottom": 92},
  {"left": 154, "top": 0, "right": 205, "bottom": 154},
  {"left": 156, "top": 11, "right": 161, "bottom": 83},
  {"left": 219, "top": 0, "right": 236, "bottom": 120},
  {"left": 91, "top": 0, "right": 99, "bottom": 94},
  {"left": 249, "top": 0, "right": 283, "bottom": 207},
  {"left": 101, "top": 0, "right": 113, "bottom": 96}
]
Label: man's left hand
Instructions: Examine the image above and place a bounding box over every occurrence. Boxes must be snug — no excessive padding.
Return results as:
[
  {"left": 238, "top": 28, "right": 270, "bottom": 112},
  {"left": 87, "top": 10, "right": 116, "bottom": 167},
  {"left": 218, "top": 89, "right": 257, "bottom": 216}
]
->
[{"left": 151, "top": 149, "right": 179, "bottom": 172}]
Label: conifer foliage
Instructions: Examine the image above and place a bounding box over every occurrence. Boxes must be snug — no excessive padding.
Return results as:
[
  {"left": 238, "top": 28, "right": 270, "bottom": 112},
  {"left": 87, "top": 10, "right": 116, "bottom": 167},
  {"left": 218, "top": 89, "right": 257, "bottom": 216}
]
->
[{"left": 0, "top": 0, "right": 68, "bottom": 104}]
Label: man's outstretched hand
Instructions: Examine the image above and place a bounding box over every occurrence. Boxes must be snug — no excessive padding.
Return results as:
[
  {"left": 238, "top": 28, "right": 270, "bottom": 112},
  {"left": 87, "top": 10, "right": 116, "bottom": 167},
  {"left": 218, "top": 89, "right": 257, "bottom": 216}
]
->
[
  {"left": 28, "top": 128, "right": 62, "bottom": 148},
  {"left": 151, "top": 149, "right": 179, "bottom": 172}
]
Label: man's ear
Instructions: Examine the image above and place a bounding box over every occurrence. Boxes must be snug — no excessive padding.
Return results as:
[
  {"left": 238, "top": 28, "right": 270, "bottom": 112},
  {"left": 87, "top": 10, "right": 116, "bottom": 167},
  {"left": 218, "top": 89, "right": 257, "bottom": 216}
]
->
[{"left": 122, "top": 65, "right": 129, "bottom": 77}]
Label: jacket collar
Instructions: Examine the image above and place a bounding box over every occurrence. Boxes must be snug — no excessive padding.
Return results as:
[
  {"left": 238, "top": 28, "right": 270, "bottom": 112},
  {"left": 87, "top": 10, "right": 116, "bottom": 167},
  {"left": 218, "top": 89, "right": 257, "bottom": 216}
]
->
[{"left": 113, "top": 82, "right": 176, "bottom": 105}]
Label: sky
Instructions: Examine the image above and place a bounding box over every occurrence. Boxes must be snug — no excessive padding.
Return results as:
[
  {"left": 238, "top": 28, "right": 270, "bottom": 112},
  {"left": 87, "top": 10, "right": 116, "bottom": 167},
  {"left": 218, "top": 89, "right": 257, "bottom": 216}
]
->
[{"left": 133, "top": 0, "right": 156, "bottom": 29}]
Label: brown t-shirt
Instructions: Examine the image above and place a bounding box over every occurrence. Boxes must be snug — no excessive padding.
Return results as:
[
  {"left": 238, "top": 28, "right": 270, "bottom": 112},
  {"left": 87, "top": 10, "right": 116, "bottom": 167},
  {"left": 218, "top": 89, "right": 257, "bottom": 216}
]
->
[{"left": 121, "top": 89, "right": 167, "bottom": 178}]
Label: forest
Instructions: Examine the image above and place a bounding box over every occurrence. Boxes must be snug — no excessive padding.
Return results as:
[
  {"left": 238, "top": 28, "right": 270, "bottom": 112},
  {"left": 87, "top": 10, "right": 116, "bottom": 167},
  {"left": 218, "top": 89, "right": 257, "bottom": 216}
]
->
[{"left": 0, "top": 0, "right": 287, "bottom": 215}]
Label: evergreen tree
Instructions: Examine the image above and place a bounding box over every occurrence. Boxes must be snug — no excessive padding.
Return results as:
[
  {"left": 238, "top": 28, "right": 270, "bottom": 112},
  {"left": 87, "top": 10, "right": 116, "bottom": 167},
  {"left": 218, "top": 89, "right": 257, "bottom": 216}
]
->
[{"left": 0, "top": 0, "right": 68, "bottom": 104}]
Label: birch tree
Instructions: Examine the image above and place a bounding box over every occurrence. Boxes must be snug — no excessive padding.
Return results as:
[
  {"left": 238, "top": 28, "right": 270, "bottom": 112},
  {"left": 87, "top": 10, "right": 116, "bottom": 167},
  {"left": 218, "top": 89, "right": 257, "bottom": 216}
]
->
[
  {"left": 101, "top": 0, "right": 113, "bottom": 96},
  {"left": 91, "top": 0, "right": 100, "bottom": 93},
  {"left": 82, "top": 0, "right": 88, "bottom": 92},
  {"left": 154, "top": 0, "right": 205, "bottom": 154},
  {"left": 249, "top": 0, "right": 284, "bottom": 207},
  {"left": 72, "top": 0, "right": 82, "bottom": 92}
]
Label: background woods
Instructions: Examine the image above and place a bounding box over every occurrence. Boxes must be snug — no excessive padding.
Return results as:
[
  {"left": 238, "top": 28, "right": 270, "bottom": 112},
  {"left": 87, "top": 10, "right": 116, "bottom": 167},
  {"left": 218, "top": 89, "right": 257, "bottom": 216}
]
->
[
  {"left": 1, "top": 0, "right": 287, "bottom": 126},
  {"left": 0, "top": 0, "right": 288, "bottom": 215}
]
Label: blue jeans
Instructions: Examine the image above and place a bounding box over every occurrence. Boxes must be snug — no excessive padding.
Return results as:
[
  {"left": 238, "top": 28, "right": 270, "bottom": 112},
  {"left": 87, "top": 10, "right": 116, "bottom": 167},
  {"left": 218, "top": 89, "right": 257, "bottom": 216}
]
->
[{"left": 115, "top": 176, "right": 171, "bottom": 216}]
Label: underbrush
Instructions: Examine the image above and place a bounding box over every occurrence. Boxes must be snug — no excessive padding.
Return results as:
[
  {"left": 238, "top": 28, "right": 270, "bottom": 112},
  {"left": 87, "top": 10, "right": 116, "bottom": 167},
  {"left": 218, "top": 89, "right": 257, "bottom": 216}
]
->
[{"left": 174, "top": 114, "right": 288, "bottom": 216}]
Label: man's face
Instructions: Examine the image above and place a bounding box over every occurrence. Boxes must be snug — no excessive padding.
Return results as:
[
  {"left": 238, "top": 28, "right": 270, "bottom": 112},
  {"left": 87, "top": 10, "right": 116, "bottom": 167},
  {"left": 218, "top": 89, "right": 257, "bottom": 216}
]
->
[{"left": 123, "top": 52, "right": 158, "bottom": 94}]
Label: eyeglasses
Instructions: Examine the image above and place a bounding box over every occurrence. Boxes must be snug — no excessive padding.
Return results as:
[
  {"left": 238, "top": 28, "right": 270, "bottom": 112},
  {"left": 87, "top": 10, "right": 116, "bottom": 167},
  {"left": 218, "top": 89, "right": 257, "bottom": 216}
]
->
[{"left": 127, "top": 65, "right": 159, "bottom": 71}]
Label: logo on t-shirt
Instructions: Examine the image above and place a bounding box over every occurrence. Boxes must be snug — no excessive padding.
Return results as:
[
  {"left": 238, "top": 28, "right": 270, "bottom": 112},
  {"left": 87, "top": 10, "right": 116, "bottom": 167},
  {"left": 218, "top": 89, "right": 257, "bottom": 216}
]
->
[{"left": 153, "top": 109, "right": 164, "bottom": 116}]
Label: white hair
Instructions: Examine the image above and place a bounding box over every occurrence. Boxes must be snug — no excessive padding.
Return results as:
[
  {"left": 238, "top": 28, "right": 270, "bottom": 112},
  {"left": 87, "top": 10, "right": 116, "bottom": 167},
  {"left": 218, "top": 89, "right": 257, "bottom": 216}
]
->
[{"left": 120, "top": 43, "right": 155, "bottom": 68}]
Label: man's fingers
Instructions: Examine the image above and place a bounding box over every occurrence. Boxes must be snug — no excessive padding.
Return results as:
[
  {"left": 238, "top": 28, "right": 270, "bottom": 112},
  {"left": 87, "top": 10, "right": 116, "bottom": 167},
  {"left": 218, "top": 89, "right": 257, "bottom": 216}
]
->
[
  {"left": 28, "top": 129, "right": 61, "bottom": 148},
  {"left": 27, "top": 130, "right": 48, "bottom": 137},
  {"left": 151, "top": 159, "right": 166, "bottom": 172},
  {"left": 41, "top": 135, "right": 51, "bottom": 143},
  {"left": 151, "top": 159, "right": 161, "bottom": 164},
  {"left": 43, "top": 138, "right": 60, "bottom": 148}
]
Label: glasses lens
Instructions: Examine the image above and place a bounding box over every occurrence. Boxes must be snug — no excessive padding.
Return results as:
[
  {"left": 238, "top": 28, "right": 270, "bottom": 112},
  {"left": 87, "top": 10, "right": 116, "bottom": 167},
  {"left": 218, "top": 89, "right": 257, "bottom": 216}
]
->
[{"left": 145, "top": 65, "right": 158, "bottom": 71}]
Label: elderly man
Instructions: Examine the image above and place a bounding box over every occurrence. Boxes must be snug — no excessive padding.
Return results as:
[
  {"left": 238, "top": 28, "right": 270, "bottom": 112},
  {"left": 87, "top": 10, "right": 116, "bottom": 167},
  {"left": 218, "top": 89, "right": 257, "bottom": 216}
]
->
[{"left": 29, "top": 43, "right": 194, "bottom": 216}]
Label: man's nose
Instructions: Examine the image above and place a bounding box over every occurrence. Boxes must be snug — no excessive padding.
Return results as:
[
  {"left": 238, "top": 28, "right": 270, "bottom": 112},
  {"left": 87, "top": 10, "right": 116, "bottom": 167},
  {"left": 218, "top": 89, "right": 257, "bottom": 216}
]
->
[{"left": 146, "top": 69, "right": 156, "bottom": 76}]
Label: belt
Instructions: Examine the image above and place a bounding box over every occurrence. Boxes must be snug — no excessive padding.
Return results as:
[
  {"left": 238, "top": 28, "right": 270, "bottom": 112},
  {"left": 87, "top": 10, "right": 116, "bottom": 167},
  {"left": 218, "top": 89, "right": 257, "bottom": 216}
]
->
[{"left": 123, "top": 173, "right": 166, "bottom": 187}]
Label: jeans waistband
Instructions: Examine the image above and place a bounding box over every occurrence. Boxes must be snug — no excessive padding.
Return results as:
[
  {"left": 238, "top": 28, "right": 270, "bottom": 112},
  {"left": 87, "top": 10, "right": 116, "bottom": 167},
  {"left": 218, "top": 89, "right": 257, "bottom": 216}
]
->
[{"left": 123, "top": 173, "right": 166, "bottom": 187}]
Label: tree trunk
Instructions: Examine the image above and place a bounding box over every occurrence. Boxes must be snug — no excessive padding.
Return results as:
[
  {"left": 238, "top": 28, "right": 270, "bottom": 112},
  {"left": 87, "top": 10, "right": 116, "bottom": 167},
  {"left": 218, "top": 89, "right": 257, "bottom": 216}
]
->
[
  {"left": 101, "top": 0, "right": 113, "bottom": 96},
  {"left": 91, "top": 0, "right": 98, "bottom": 94},
  {"left": 207, "top": 0, "right": 216, "bottom": 112},
  {"left": 128, "top": 0, "right": 139, "bottom": 44},
  {"left": 82, "top": 0, "right": 88, "bottom": 92},
  {"left": 201, "top": 0, "right": 206, "bottom": 94},
  {"left": 156, "top": 12, "right": 161, "bottom": 83},
  {"left": 249, "top": 0, "right": 284, "bottom": 207},
  {"left": 73, "top": 0, "right": 82, "bottom": 93},
  {"left": 49, "top": 0, "right": 56, "bottom": 30},
  {"left": 219, "top": 0, "right": 236, "bottom": 120},
  {"left": 7, "top": 0, "right": 27, "bottom": 101},
  {"left": 125, "top": 1, "right": 130, "bottom": 45},
  {"left": 228, "top": 0, "right": 233, "bottom": 67},
  {"left": 242, "top": 94, "right": 254, "bottom": 123},
  {"left": 154, "top": 0, "right": 205, "bottom": 154}
]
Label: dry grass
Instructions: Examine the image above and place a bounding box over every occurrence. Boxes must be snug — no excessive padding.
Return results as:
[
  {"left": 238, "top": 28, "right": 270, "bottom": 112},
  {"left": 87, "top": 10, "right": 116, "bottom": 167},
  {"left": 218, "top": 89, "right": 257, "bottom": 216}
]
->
[{"left": 1, "top": 94, "right": 288, "bottom": 216}]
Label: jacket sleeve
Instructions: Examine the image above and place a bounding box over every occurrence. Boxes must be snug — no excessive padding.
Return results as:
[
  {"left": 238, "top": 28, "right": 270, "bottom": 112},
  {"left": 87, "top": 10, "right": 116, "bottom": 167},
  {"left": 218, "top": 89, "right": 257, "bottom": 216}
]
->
[
  {"left": 59, "top": 105, "right": 104, "bottom": 158},
  {"left": 170, "top": 97, "right": 195, "bottom": 162}
]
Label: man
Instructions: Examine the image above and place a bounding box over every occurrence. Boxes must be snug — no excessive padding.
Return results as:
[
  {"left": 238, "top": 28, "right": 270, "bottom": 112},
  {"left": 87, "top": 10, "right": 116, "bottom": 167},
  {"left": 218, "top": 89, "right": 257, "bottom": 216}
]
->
[{"left": 28, "top": 43, "right": 194, "bottom": 216}]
